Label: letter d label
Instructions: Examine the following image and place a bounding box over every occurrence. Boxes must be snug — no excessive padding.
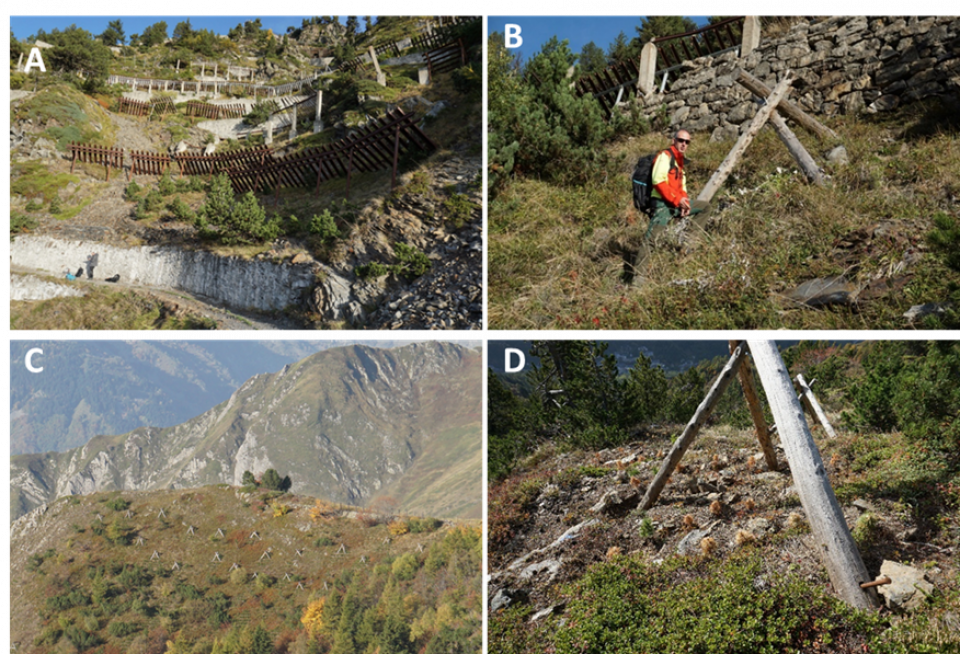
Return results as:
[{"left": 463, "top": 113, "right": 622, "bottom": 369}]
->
[
  {"left": 505, "top": 348, "right": 525, "bottom": 373},
  {"left": 505, "top": 24, "right": 523, "bottom": 49}
]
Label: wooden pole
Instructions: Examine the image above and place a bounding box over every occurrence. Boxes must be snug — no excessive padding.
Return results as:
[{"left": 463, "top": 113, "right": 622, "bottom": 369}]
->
[
  {"left": 735, "top": 69, "right": 839, "bottom": 141},
  {"left": 795, "top": 374, "right": 838, "bottom": 439},
  {"left": 639, "top": 344, "right": 747, "bottom": 510},
  {"left": 391, "top": 125, "right": 401, "bottom": 190},
  {"left": 768, "top": 111, "right": 824, "bottom": 185},
  {"left": 729, "top": 341, "right": 777, "bottom": 471},
  {"left": 747, "top": 340, "right": 879, "bottom": 610},
  {"left": 697, "top": 71, "right": 795, "bottom": 204}
]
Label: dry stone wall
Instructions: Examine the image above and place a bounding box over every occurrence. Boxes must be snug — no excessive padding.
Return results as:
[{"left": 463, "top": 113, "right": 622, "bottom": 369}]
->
[{"left": 637, "top": 16, "right": 960, "bottom": 141}]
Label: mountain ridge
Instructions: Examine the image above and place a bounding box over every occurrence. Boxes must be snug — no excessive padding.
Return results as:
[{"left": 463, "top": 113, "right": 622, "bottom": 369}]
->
[{"left": 11, "top": 341, "right": 481, "bottom": 521}]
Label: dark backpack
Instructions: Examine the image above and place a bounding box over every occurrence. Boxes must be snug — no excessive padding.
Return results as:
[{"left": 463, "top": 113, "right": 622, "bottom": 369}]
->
[{"left": 631, "top": 149, "right": 676, "bottom": 214}]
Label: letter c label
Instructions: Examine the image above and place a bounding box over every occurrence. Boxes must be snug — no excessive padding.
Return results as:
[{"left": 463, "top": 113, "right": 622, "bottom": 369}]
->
[{"left": 26, "top": 348, "right": 44, "bottom": 373}]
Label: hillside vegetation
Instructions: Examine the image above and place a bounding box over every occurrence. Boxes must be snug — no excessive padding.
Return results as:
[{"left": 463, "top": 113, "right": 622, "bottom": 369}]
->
[
  {"left": 11, "top": 485, "right": 481, "bottom": 654},
  {"left": 487, "top": 36, "right": 960, "bottom": 330},
  {"left": 489, "top": 341, "right": 960, "bottom": 653},
  {"left": 11, "top": 18, "right": 483, "bottom": 329}
]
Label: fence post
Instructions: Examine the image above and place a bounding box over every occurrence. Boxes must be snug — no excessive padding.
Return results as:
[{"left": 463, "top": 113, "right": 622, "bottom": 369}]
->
[
  {"left": 741, "top": 16, "right": 762, "bottom": 58},
  {"left": 640, "top": 344, "right": 747, "bottom": 510},
  {"left": 314, "top": 90, "right": 324, "bottom": 133},
  {"left": 637, "top": 41, "right": 657, "bottom": 95},
  {"left": 747, "top": 340, "right": 880, "bottom": 610}
]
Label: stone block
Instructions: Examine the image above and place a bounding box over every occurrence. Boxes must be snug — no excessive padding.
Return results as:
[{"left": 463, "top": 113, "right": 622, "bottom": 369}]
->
[
  {"left": 727, "top": 101, "right": 756, "bottom": 124},
  {"left": 418, "top": 68, "right": 430, "bottom": 85},
  {"left": 777, "top": 43, "right": 811, "bottom": 60},
  {"left": 841, "top": 91, "right": 865, "bottom": 114},
  {"left": 826, "top": 82, "right": 853, "bottom": 102}
]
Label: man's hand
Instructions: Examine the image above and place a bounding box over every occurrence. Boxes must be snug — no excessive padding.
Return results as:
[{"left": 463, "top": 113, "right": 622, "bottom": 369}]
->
[{"left": 679, "top": 197, "right": 691, "bottom": 217}]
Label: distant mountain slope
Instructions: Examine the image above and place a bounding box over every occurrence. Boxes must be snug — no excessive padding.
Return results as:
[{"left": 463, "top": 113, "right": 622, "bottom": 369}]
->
[
  {"left": 11, "top": 342, "right": 481, "bottom": 521},
  {"left": 10, "top": 485, "right": 481, "bottom": 653},
  {"left": 10, "top": 340, "right": 415, "bottom": 455}
]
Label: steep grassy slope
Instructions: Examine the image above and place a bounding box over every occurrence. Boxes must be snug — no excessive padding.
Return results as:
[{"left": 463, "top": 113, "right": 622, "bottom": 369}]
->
[
  {"left": 489, "top": 342, "right": 960, "bottom": 652},
  {"left": 489, "top": 101, "right": 960, "bottom": 330},
  {"left": 11, "top": 485, "right": 481, "bottom": 653}
]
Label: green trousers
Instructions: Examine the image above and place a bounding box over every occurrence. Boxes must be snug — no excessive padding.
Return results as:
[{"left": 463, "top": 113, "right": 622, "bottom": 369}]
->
[{"left": 622, "top": 199, "right": 710, "bottom": 285}]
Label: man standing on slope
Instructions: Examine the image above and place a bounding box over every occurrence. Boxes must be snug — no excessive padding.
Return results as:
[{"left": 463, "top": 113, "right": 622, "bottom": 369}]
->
[{"left": 624, "top": 129, "right": 709, "bottom": 285}]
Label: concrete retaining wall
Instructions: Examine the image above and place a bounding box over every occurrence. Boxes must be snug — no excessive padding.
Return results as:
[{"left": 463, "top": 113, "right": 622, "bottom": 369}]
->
[{"left": 12, "top": 236, "right": 317, "bottom": 311}]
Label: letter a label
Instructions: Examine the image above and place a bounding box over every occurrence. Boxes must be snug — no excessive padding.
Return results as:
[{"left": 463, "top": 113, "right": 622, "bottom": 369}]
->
[{"left": 25, "top": 47, "right": 47, "bottom": 73}]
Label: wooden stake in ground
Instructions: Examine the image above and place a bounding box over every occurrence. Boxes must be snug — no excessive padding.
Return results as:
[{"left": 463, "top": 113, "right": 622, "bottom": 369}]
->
[
  {"left": 639, "top": 344, "right": 747, "bottom": 510},
  {"left": 729, "top": 341, "right": 778, "bottom": 471},
  {"left": 747, "top": 340, "right": 879, "bottom": 610},
  {"left": 768, "top": 112, "right": 824, "bottom": 186},
  {"left": 735, "top": 69, "right": 839, "bottom": 141},
  {"left": 697, "top": 71, "right": 795, "bottom": 204},
  {"left": 795, "top": 374, "right": 838, "bottom": 439}
]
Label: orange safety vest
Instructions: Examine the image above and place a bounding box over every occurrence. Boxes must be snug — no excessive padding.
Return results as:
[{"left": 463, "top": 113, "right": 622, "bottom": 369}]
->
[{"left": 651, "top": 145, "right": 688, "bottom": 208}]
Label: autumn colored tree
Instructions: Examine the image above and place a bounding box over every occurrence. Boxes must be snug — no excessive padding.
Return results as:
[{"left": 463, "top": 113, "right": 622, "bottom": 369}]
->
[
  {"left": 301, "top": 597, "right": 326, "bottom": 636},
  {"left": 309, "top": 499, "right": 340, "bottom": 522},
  {"left": 388, "top": 520, "right": 410, "bottom": 536}
]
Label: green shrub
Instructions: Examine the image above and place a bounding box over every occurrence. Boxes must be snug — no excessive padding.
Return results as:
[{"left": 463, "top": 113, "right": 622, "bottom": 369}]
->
[
  {"left": 48, "top": 195, "right": 63, "bottom": 215},
  {"left": 544, "top": 553, "right": 882, "bottom": 654},
  {"left": 11, "top": 212, "right": 38, "bottom": 238},
  {"left": 452, "top": 64, "right": 481, "bottom": 100},
  {"left": 394, "top": 242, "right": 431, "bottom": 279},
  {"left": 356, "top": 261, "right": 391, "bottom": 279},
  {"left": 168, "top": 196, "right": 197, "bottom": 221},
  {"left": 105, "top": 496, "right": 130, "bottom": 512},
  {"left": 244, "top": 100, "right": 277, "bottom": 127},
  {"left": 158, "top": 170, "right": 178, "bottom": 196},
  {"left": 442, "top": 194, "right": 474, "bottom": 228},
  {"left": 107, "top": 620, "right": 139, "bottom": 637},
  {"left": 195, "top": 174, "right": 280, "bottom": 244},
  {"left": 124, "top": 180, "right": 142, "bottom": 201},
  {"left": 309, "top": 210, "right": 340, "bottom": 241}
]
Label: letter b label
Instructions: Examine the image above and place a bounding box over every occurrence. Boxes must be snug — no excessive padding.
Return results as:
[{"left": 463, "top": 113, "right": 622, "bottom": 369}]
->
[{"left": 505, "top": 24, "right": 523, "bottom": 49}]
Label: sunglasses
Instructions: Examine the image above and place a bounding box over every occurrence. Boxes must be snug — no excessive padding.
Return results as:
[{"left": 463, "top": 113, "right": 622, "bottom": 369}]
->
[{"left": 675, "top": 137, "right": 691, "bottom": 144}]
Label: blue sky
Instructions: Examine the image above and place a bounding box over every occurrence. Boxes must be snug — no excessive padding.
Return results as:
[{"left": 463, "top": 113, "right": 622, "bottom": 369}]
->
[
  {"left": 489, "top": 16, "right": 710, "bottom": 61},
  {"left": 11, "top": 16, "right": 359, "bottom": 42}
]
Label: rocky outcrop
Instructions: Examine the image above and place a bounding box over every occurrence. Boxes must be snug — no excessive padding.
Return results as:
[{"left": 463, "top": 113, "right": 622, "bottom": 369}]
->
[{"left": 11, "top": 235, "right": 342, "bottom": 313}]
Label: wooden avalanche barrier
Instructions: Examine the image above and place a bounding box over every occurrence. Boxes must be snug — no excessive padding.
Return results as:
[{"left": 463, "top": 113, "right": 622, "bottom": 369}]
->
[
  {"left": 423, "top": 39, "right": 467, "bottom": 77},
  {"left": 69, "top": 142, "right": 124, "bottom": 180},
  {"left": 117, "top": 97, "right": 150, "bottom": 117},
  {"left": 129, "top": 151, "right": 172, "bottom": 179},
  {"left": 575, "top": 59, "right": 643, "bottom": 114},
  {"left": 176, "top": 146, "right": 272, "bottom": 177},
  {"left": 226, "top": 107, "right": 437, "bottom": 200},
  {"left": 184, "top": 102, "right": 247, "bottom": 120},
  {"left": 150, "top": 98, "right": 176, "bottom": 118}
]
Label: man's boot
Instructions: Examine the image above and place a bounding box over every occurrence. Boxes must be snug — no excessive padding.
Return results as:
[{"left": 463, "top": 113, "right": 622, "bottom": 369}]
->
[{"left": 624, "top": 228, "right": 664, "bottom": 287}]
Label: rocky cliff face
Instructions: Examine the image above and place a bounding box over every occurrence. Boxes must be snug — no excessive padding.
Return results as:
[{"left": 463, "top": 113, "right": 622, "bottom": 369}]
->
[
  {"left": 11, "top": 235, "right": 337, "bottom": 312},
  {"left": 11, "top": 342, "right": 481, "bottom": 521}
]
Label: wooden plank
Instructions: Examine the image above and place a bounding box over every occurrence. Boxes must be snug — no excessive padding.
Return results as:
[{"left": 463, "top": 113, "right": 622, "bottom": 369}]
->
[
  {"left": 736, "top": 69, "right": 839, "bottom": 141},
  {"left": 768, "top": 111, "right": 824, "bottom": 185},
  {"left": 639, "top": 344, "right": 747, "bottom": 510},
  {"left": 748, "top": 340, "right": 879, "bottom": 610},
  {"left": 729, "top": 340, "right": 777, "bottom": 471},
  {"left": 697, "top": 71, "right": 795, "bottom": 204},
  {"left": 795, "top": 374, "right": 838, "bottom": 439}
]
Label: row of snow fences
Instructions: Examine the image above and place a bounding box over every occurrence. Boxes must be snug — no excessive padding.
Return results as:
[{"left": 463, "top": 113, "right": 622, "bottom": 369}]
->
[
  {"left": 226, "top": 107, "right": 437, "bottom": 201},
  {"left": 653, "top": 16, "right": 745, "bottom": 70},
  {"left": 653, "top": 14, "right": 814, "bottom": 70},
  {"left": 106, "top": 74, "right": 318, "bottom": 99},
  {"left": 117, "top": 97, "right": 151, "bottom": 117},
  {"left": 71, "top": 109, "right": 434, "bottom": 199},
  {"left": 424, "top": 39, "right": 468, "bottom": 77},
  {"left": 129, "top": 151, "right": 173, "bottom": 178},
  {"left": 184, "top": 102, "right": 247, "bottom": 120},
  {"left": 176, "top": 147, "right": 273, "bottom": 178},
  {"left": 335, "top": 15, "right": 480, "bottom": 72},
  {"left": 68, "top": 143, "right": 124, "bottom": 181},
  {"left": 574, "top": 58, "right": 644, "bottom": 115}
]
